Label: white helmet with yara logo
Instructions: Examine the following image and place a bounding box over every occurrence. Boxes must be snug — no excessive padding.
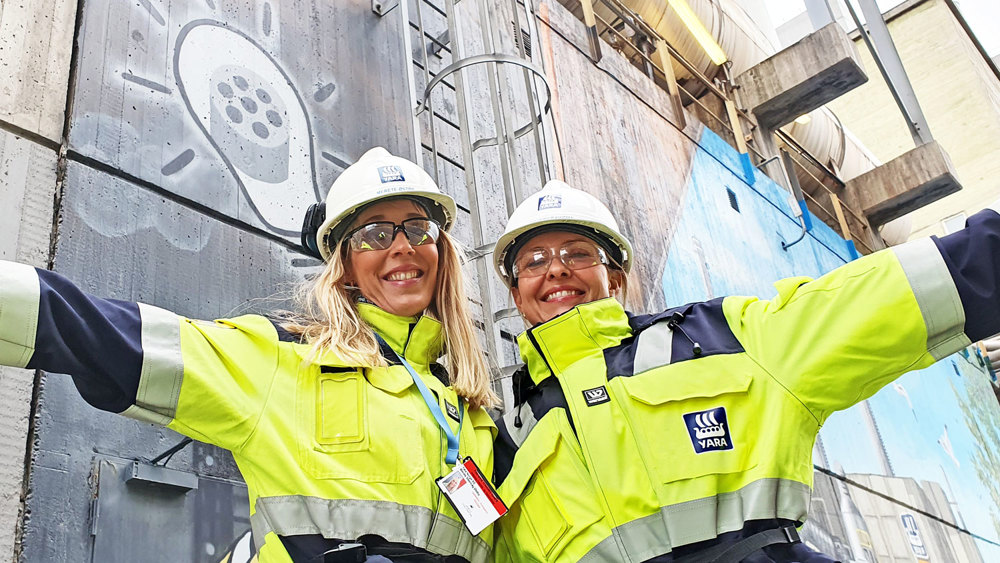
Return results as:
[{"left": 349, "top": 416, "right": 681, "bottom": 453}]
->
[
  {"left": 493, "top": 180, "right": 633, "bottom": 287},
  {"left": 303, "top": 147, "right": 457, "bottom": 261}
]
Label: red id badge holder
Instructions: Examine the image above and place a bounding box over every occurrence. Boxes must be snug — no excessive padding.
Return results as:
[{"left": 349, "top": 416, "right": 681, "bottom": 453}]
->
[{"left": 436, "top": 457, "right": 508, "bottom": 536}]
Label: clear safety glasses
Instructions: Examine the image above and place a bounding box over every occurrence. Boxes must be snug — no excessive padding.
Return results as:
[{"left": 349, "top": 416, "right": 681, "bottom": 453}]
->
[
  {"left": 345, "top": 217, "right": 441, "bottom": 252},
  {"left": 512, "top": 240, "right": 608, "bottom": 279}
]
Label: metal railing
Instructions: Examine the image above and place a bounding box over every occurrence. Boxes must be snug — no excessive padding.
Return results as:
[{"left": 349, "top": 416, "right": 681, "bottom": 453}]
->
[
  {"left": 574, "top": 0, "right": 764, "bottom": 161},
  {"left": 564, "top": 0, "right": 877, "bottom": 254},
  {"left": 775, "top": 130, "right": 877, "bottom": 254}
]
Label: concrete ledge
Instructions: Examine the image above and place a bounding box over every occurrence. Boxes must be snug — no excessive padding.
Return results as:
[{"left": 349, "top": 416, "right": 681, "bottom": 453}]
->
[
  {"left": 846, "top": 141, "right": 962, "bottom": 226},
  {"left": 736, "top": 23, "right": 868, "bottom": 129}
]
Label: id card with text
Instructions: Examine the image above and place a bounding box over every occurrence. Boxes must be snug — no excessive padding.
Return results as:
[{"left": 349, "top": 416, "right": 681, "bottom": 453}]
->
[{"left": 436, "top": 457, "right": 508, "bottom": 535}]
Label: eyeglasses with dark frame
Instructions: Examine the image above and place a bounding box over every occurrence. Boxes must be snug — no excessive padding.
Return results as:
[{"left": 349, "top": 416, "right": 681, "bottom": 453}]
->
[{"left": 344, "top": 217, "right": 441, "bottom": 252}]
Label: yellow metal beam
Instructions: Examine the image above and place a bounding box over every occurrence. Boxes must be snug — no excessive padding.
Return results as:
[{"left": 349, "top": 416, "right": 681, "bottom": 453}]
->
[
  {"left": 724, "top": 99, "right": 748, "bottom": 154},
  {"left": 667, "top": 0, "right": 728, "bottom": 65},
  {"left": 579, "top": 0, "right": 602, "bottom": 62},
  {"left": 655, "top": 39, "right": 686, "bottom": 128},
  {"left": 830, "top": 192, "right": 853, "bottom": 242}
]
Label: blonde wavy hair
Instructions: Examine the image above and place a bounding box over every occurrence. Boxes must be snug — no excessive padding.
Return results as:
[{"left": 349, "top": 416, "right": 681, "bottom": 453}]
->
[{"left": 281, "top": 227, "right": 499, "bottom": 410}]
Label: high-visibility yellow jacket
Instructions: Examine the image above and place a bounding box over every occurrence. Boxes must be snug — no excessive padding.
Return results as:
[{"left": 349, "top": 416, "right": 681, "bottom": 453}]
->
[
  {"left": 492, "top": 205, "right": 1000, "bottom": 562},
  {"left": 0, "top": 264, "right": 496, "bottom": 563}
]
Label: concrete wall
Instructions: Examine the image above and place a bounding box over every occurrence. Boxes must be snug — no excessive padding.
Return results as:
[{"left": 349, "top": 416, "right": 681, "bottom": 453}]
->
[
  {"left": 0, "top": 0, "right": 78, "bottom": 557},
  {"left": 826, "top": 0, "right": 1000, "bottom": 239},
  {"left": 1, "top": 0, "right": 1000, "bottom": 561},
  {"left": 0, "top": 1, "right": 422, "bottom": 561},
  {"left": 0, "top": 132, "right": 59, "bottom": 563},
  {"left": 0, "top": 0, "right": 78, "bottom": 143}
]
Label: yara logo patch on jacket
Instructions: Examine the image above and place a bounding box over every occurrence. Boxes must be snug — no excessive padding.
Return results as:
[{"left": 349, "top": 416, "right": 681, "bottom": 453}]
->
[
  {"left": 582, "top": 385, "right": 610, "bottom": 406},
  {"left": 683, "top": 407, "right": 732, "bottom": 453}
]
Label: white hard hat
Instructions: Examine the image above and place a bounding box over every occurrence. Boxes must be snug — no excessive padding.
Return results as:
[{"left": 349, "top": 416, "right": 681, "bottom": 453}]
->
[
  {"left": 314, "top": 147, "right": 456, "bottom": 260},
  {"left": 493, "top": 180, "right": 633, "bottom": 286}
]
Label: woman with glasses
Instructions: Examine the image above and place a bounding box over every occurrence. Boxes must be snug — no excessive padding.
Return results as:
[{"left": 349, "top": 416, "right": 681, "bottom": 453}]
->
[
  {"left": 0, "top": 147, "right": 499, "bottom": 563},
  {"left": 489, "top": 180, "right": 1000, "bottom": 563}
]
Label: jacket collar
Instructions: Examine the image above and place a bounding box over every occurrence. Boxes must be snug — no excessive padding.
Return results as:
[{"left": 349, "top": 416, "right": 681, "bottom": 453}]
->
[
  {"left": 357, "top": 302, "right": 445, "bottom": 367},
  {"left": 516, "top": 298, "right": 632, "bottom": 385}
]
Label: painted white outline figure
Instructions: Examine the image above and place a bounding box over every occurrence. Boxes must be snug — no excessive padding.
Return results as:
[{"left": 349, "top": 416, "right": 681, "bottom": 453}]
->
[{"left": 175, "top": 20, "right": 320, "bottom": 236}]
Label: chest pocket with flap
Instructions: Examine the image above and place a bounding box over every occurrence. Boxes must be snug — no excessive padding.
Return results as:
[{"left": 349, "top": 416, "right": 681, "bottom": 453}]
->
[
  {"left": 498, "top": 410, "right": 607, "bottom": 562},
  {"left": 618, "top": 359, "right": 758, "bottom": 485},
  {"left": 297, "top": 365, "right": 423, "bottom": 484}
]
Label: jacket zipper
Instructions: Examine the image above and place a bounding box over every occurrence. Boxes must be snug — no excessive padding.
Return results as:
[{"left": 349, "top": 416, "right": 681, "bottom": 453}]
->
[{"left": 526, "top": 328, "right": 555, "bottom": 379}]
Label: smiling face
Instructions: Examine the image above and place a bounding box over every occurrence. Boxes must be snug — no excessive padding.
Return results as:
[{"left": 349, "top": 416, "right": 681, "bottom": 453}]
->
[
  {"left": 510, "top": 230, "right": 621, "bottom": 326},
  {"left": 343, "top": 198, "right": 439, "bottom": 317}
]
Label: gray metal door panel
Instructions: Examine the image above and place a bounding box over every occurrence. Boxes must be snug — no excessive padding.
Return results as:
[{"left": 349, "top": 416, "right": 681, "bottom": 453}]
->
[{"left": 90, "top": 458, "right": 250, "bottom": 563}]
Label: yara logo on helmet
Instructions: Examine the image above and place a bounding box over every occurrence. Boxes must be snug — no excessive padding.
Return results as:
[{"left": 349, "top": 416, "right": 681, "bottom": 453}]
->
[
  {"left": 537, "top": 194, "right": 562, "bottom": 210},
  {"left": 377, "top": 165, "right": 405, "bottom": 183},
  {"left": 683, "top": 407, "right": 733, "bottom": 453}
]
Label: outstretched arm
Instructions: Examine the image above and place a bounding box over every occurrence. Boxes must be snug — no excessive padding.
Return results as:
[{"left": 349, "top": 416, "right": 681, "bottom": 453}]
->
[
  {"left": 0, "top": 261, "right": 282, "bottom": 451},
  {"left": 728, "top": 201, "right": 1000, "bottom": 423}
]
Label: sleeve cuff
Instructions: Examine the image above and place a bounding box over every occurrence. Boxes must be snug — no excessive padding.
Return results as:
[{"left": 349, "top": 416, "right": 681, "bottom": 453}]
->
[
  {"left": 0, "top": 261, "right": 40, "bottom": 369},
  {"left": 892, "top": 239, "right": 970, "bottom": 360}
]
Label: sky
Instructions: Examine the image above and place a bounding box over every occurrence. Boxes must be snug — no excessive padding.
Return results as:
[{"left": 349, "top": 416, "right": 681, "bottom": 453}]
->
[{"left": 766, "top": 0, "right": 1000, "bottom": 56}]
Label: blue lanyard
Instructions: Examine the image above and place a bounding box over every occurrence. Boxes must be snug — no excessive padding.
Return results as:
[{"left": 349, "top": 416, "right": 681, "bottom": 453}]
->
[{"left": 376, "top": 334, "right": 463, "bottom": 465}]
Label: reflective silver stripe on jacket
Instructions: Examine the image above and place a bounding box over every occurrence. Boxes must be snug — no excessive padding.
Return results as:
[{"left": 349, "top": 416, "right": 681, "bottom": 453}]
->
[
  {"left": 632, "top": 321, "right": 674, "bottom": 375},
  {"left": 892, "top": 237, "right": 970, "bottom": 360},
  {"left": 0, "top": 261, "right": 40, "bottom": 369},
  {"left": 251, "top": 496, "right": 491, "bottom": 563},
  {"left": 501, "top": 401, "right": 539, "bottom": 448},
  {"left": 121, "top": 303, "right": 183, "bottom": 424},
  {"left": 580, "top": 478, "right": 811, "bottom": 563}
]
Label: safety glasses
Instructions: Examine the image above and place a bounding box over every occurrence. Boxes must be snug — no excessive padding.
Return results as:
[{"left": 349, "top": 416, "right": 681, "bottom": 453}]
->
[
  {"left": 512, "top": 240, "right": 608, "bottom": 279},
  {"left": 344, "top": 217, "right": 441, "bottom": 252}
]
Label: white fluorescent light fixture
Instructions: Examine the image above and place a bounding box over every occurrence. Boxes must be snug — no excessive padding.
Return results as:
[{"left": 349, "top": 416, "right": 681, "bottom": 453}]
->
[{"left": 667, "top": 0, "right": 728, "bottom": 65}]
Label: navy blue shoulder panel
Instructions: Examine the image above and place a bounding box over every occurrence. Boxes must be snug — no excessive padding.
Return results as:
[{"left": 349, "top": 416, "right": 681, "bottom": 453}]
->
[
  {"left": 606, "top": 298, "right": 743, "bottom": 379},
  {"left": 494, "top": 366, "right": 572, "bottom": 486},
  {"left": 603, "top": 334, "right": 637, "bottom": 380},
  {"left": 493, "top": 415, "right": 518, "bottom": 487},
  {"left": 25, "top": 268, "right": 143, "bottom": 414},
  {"left": 934, "top": 207, "right": 1000, "bottom": 342},
  {"left": 268, "top": 318, "right": 301, "bottom": 343}
]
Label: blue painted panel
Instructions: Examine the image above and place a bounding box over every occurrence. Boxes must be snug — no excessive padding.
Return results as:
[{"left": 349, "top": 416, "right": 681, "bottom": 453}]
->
[
  {"left": 661, "top": 127, "right": 848, "bottom": 308},
  {"left": 662, "top": 127, "right": 1000, "bottom": 561}
]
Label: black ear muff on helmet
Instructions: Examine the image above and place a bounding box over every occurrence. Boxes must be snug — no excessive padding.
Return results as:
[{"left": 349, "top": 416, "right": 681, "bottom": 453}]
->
[{"left": 301, "top": 203, "right": 326, "bottom": 260}]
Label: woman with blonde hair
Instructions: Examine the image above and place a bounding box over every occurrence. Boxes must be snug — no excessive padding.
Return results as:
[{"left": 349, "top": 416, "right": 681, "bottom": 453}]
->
[{"left": 0, "top": 147, "right": 499, "bottom": 563}]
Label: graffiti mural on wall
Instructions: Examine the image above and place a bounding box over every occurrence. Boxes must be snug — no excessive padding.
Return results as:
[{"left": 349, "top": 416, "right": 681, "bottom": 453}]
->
[
  {"left": 174, "top": 20, "right": 320, "bottom": 235},
  {"left": 216, "top": 530, "right": 255, "bottom": 563},
  {"left": 22, "top": 2, "right": 418, "bottom": 561},
  {"left": 69, "top": 0, "right": 414, "bottom": 239},
  {"left": 660, "top": 128, "right": 1000, "bottom": 561}
]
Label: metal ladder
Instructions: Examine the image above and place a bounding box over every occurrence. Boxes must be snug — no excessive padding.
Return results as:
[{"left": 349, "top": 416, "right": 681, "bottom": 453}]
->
[{"left": 382, "top": 0, "right": 560, "bottom": 403}]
